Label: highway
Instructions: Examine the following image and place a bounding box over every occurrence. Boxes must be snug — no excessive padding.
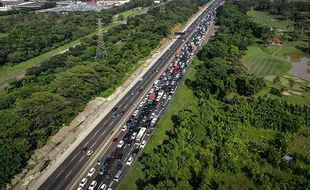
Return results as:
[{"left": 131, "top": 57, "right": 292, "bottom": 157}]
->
[{"left": 37, "top": 1, "right": 222, "bottom": 190}]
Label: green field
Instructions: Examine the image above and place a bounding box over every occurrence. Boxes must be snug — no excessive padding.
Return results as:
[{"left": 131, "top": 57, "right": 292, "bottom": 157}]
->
[
  {"left": 0, "top": 7, "right": 148, "bottom": 89},
  {"left": 242, "top": 46, "right": 292, "bottom": 78},
  {"left": 119, "top": 60, "right": 200, "bottom": 190},
  {"left": 247, "top": 10, "right": 293, "bottom": 31}
]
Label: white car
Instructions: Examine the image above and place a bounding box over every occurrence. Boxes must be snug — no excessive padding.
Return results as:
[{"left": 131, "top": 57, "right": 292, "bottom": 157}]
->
[
  {"left": 131, "top": 132, "right": 137, "bottom": 140},
  {"left": 140, "top": 140, "right": 146, "bottom": 149},
  {"left": 87, "top": 168, "right": 95, "bottom": 177},
  {"left": 139, "top": 77, "right": 143, "bottom": 82},
  {"left": 77, "top": 187, "right": 83, "bottom": 190},
  {"left": 132, "top": 110, "right": 139, "bottom": 117},
  {"left": 168, "top": 95, "right": 172, "bottom": 100},
  {"left": 126, "top": 156, "right": 133, "bottom": 165},
  {"left": 117, "top": 140, "right": 124, "bottom": 148},
  {"left": 99, "top": 184, "right": 107, "bottom": 190},
  {"left": 79, "top": 178, "right": 87, "bottom": 187},
  {"left": 163, "top": 94, "right": 167, "bottom": 100},
  {"left": 88, "top": 181, "right": 97, "bottom": 190},
  {"left": 121, "top": 125, "right": 127, "bottom": 132}
]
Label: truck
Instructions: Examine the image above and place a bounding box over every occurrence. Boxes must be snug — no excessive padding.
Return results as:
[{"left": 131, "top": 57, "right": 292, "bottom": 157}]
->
[{"left": 135, "top": 127, "right": 146, "bottom": 142}]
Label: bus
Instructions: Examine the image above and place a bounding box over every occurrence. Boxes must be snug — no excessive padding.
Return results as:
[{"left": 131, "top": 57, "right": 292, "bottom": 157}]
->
[{"left": 135, "top": 127, "right": 146, "bottom": 142}]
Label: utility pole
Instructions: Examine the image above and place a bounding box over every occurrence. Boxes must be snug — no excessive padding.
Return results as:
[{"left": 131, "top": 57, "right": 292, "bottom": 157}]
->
[{"left": 95, "top": 18, "right": 106, "bottom": 61}]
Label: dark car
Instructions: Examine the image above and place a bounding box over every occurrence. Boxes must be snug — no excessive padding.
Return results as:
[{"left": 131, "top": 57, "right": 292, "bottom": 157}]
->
[
  {"left": 81, "top": 147, "right": 88, "bottom": 153},
  {"left": 112, "top": 137, "right": 118, "bottom": 143},
  {"left": 112, "top": 107, "right": 118, "bottom": 112},
  {"left": 132, "top": 148, "right": 139, "bottom": 156}
]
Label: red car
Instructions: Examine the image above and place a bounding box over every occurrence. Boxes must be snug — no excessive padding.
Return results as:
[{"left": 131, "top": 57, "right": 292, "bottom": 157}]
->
[{"left": 112, "top": 137, "right": 118, "bottom": 143}]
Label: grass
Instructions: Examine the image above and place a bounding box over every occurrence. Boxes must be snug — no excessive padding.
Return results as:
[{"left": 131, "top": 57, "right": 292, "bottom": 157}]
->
[
  {"left": 0, "top": 7, "right": 149, "bottom": 88},
  {"left": 119, "top": 60, "right": 200, "bottom": 190},
  {"left": 113, "top": 7, "right": 148, "bottom": 22},
  {"left": 242, "top": 46, "right": 292, "bottom": 78},
  {"left": 247, "top": 10, "right": 293, "bottom": 31}
]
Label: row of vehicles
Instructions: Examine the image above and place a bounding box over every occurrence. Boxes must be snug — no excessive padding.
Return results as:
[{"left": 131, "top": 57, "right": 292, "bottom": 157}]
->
[{"left": 77, "top": 1, "right": 223, "bottom": 189}]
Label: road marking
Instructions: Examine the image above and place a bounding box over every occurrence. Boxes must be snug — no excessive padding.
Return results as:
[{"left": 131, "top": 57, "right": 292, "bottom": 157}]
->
[
  {"left": 65, "top": 170, "right": 72, "bottom": 179},
  {"left": 90, "top": 141, "right": 96, "bottom": 149},
  {"left": 85, "top": 140, "right": 90, "bottom": 146},
  {"left": 56, "top": 169, "right": 64, "bottom": 178},
  {"left": 94, "top": 130, "right": 99, "bottom": 136},
  {"left": 79, "top": 156, "right": 85, "bottom": 163},
  {"left": 71, "top": 154, "right": 78, "bottom": 161},
  {"left": 99, "top": 182, "right": 104, "bottom": 188},
  {"left": 100, "top": 131, "right": 106, "bottom": 137}
]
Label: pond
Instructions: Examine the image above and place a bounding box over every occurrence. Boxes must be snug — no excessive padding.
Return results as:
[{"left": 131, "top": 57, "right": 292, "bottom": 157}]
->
[{"left": 287, "top": 56, "right": 310, "bottom": 81}]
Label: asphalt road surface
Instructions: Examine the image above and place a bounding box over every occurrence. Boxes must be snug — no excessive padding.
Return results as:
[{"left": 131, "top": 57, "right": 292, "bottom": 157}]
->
[{"left": 38, "top": 1, "right": 222, "bottom": 190}]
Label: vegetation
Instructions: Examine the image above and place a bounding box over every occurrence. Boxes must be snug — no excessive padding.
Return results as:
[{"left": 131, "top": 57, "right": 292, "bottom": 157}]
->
[
  {"left": 124, "top": 2, "right": 310, "bottom": 189},
  {"left": 0, "top": 13, "right": 100, "bottom": 66},
  {"left": 247, "top": 10, "right": 293, "bottom": 31},
  {"left": 0, "top": 0, "right": 212, "bottom": 188}
]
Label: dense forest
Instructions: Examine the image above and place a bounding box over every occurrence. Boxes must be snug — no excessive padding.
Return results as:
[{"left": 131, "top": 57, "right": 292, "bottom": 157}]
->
[
  {"left": 0, "top": 0, "right": 211, "bottom": 188},
  {"left": 0, "top": 0, "right": 155, "bottom": 67},
  {"left": 136, "top": 2, "right": 310, "bottom": 189},
  {"left": 0, "top": 13, "right": 99, "bottom": 66}
]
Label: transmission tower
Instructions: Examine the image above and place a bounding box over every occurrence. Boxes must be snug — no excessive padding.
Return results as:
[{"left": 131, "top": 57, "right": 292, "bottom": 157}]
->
[{"left": 96, "top": 18, "right": 106, "bottom": 61}]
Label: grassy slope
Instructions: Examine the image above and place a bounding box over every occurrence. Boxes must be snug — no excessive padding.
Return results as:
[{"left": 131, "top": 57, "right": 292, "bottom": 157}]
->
[
  {"left": 247, "top": 10, "right": 293, "bottom": 31},
  {"left": 119, "top": 60, "right": 200, "bottom": 190},
  {"left": 243, "top": 9, "right": 309, "bottom": 106},
  {"left": 0, "top": 7, "right": 148, "bottom": 87}
]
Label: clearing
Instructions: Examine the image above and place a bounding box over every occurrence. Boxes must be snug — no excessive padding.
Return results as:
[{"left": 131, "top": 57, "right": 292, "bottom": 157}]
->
[{"left": 247, "top": 10, "right": 293, "bottom": 31}]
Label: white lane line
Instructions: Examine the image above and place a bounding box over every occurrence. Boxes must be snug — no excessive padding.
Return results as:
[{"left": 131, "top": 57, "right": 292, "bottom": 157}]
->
[
  {"left": 79, "top": 156, "right": 85, "bottom": 163},
  {"left": 71, "top": 154, "right": 78, "bottom": 161},
  {"left": 56, "top": 169, "right": 64, "bottom": 178},
  {"left": 84, "top": 140, "right": 90, "bottom": 146},
  {"left": 90, "top": 141, "right": 96, "bottom": 149},
  {"left": 94, "top": 130, "right": 99, "bottom": 136},
  {"left": 65, "top": 170, "right": 72, "bottom": 179},
  {"left": 100, "top": 131, "right": 106, "bottom": 137}
]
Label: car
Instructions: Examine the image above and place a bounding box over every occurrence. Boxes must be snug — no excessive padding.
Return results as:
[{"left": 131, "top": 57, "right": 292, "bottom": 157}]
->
[
  {"left": 132, "top": 148, "right": 139, "bottom": 155},
  {"left": 88, "top": 181, "right": 97, "bottom": 190},
  {"left": 168, "top": 95, "right": 172, "bottom": 100},
  {"left": 99, "top": 184, "right": 107, "bottom": 190},
  {"left": 97, "top": 159, "right": 101, "bottom": 165},
  {"left": 131, "top": 132, "right": 137, "bottom": 140},
  {"left": 82, "top": 147, "right": 88, "bottom": 153},
  {"left": 117, "top": 140, "right": 124, "bottom": 148},
  {"left": 140, "top": 140, "right": 146, "bottom": 148},
  {"left": 86, "top": 150, "right": 93, "bottom": 156},
  {"left": 163, "top": 94, "right": 167, "bottom": 100},
  {"left": 116, "top": 163, "right": 123, "bottom": 170},
  {"left": 121, "top": 125, "right": 127, "bottom": 132},
  {"left": 126, "top": 156, "right": 133, "bottom": 165},
  {"left": 132, "top": 110, "right": 139, "bottom": 117},
  {"left": 77, "top": 187, "right": 83, "bottom": 190},
  {"left": 139, "top": 77, "right": 143, "bottom": 82},
  {"left": 87, "top": 168, "right": 96, "bottom": 177},
  {"left": 112, "top": 137, "right": 118, "bottom": 143},
  {"left": 112, "top": 107, "right": 118, "bottom": 112},
  {"left": 115, "top": 152, "right": 123, "bottom": 160},
  {"left": 79, "top": 178, "right": 87, "bottom": 187}
]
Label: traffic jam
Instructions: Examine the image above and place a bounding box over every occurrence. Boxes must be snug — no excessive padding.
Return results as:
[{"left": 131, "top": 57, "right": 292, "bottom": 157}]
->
[{"left": 77, "top": 2, "right": 222, "bottom": 190}]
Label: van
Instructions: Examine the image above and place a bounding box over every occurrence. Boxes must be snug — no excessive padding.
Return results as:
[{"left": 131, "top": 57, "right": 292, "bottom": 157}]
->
[{"left": 114, "top": 170, "right": 123, "bottom": 182}]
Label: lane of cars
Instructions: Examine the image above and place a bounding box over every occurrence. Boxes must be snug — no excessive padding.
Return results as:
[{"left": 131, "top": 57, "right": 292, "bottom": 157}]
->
[{"left": 76, "top": 1, "right": 223, "bottom": 190}]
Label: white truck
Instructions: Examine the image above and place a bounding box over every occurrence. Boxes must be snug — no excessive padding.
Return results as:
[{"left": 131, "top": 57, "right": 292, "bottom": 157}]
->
[{"left": 135, "top": 127, "right": 146, "bottom": 142}]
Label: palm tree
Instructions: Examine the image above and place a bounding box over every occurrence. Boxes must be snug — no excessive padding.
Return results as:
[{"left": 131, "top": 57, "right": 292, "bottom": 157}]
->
[
  {"left": 273, "top": 76, "right": 281, "bottom": 85},
  {"left": 288, "top": 79, "right": 296, "bottom": 89}
]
